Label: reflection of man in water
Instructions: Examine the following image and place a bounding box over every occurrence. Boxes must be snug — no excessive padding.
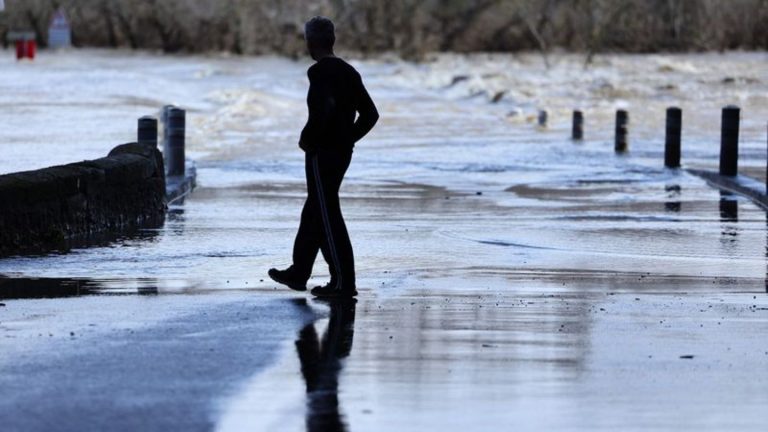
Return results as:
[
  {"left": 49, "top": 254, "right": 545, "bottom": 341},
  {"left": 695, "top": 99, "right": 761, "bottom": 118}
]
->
[
  {"left": 269, "top": 16, "right": 379, "bottom": 298},
  {"left": 295, "top": 299, "right": 357, "bottom": 432}
]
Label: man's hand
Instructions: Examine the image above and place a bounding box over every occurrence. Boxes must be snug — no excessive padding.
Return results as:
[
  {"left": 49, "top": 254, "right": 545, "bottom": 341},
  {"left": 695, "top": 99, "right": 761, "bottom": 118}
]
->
[{"left": 299, "top": 139, "right": 316, "bottom": 153}]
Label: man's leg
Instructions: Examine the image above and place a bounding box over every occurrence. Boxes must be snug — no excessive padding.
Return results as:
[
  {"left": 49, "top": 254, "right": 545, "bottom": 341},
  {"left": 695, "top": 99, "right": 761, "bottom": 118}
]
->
[
  {"left": 291, "top": 197, "right": 321, "bottom": 281},
  {"left": 291, "top": 153, "right": 325, "bottom": 281},
  {"left": 309, "top": 150, "right": 356, "bottom": 293},
  {"left": 271, "top": 154, "right": 325, "bottom": 290}
]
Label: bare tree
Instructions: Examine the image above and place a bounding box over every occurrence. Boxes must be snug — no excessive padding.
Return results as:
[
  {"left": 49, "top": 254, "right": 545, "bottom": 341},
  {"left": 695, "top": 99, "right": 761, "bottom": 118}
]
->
[
  {"left": 520, "top": 0, "right": 556, "bottom": 68},
  {"left": 1, "top": 0, "right": 766, "bottom": 56}
]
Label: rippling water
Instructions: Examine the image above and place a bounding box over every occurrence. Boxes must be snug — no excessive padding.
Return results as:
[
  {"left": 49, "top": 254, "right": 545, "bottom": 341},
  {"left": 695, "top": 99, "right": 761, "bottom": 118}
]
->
[{"left": 0, "top": 49, "right": 767, "bottom": 284}]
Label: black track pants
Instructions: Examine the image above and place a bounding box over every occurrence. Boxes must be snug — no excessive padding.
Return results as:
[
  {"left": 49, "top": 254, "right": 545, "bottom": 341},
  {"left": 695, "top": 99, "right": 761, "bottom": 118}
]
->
[{"left": 292, "top": 149, "right": 355, "bottom": 289}]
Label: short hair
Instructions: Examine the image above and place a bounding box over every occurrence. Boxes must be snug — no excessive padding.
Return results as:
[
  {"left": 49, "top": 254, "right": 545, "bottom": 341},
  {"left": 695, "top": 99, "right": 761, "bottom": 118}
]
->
[{"left": 304, "top": 16, "right": 335, "bottom": 48}]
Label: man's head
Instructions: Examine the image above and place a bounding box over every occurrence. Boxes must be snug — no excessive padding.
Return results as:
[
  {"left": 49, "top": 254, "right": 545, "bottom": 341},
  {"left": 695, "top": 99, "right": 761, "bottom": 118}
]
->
[{"left": 304, "top": 16, "right": 335, "bottom": 60}]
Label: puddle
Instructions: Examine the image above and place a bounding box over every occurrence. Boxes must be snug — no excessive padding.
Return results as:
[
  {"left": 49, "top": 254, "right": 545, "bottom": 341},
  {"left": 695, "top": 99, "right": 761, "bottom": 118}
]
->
[{"left": 0, "top": 277, "right": 158, "bottom": 299}]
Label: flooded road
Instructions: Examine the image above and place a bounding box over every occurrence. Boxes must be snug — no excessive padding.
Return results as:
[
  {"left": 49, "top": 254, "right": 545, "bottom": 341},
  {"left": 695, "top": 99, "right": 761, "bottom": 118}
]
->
[{"left": 1, "top": 50, "right": 767, "bottom": 431}]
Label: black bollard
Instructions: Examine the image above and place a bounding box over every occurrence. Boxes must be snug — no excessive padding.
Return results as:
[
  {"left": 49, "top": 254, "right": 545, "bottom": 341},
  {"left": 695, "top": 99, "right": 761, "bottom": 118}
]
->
[
  {"left": 161, "top": 104, "right": 175, "bottom": 147},
  {"left": 719, "top": 105, "right": 740, "bottom": 177},
  {"left": 538, "top": 110, "right": 548, "bottom": 128},
  {"left": 615, "top": 110, "right": 629, "bottom": 153},
  {"left": 572, "top": 110, "right": 584, "bottom": 141},
  {"left": 165, "top": 107, "right": 186, "bottom": 177},
  {"left": 137, "top": 116, "right": 158, "bottom": 148},
  {"left": 664, "top": 107, "right": 682, "bottom": 168}
]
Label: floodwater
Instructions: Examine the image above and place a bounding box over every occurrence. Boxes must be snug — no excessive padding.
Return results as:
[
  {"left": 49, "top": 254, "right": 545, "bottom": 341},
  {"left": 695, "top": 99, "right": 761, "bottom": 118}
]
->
[{"left": 1, "top": 50, "right": 768, "bottom": 431}]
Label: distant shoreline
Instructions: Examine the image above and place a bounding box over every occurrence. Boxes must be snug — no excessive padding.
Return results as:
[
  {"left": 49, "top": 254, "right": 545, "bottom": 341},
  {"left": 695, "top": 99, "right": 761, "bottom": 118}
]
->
[{"left": 1, "top": 0, "right": 766, "bottom": 59}]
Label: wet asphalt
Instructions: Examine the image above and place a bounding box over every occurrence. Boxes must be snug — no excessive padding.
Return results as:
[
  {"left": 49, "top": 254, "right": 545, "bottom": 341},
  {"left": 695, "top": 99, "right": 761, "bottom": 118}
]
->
[
  {"left": 0, "top": 294, "right": 315, "bottom": 432},
  {"left": 1, "top": 50, "right": 768, "bottom": 431}
]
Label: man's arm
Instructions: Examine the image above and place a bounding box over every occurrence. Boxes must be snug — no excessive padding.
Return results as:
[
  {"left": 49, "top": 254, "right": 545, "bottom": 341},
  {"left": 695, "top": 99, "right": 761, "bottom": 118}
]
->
[
  {"left": 300, "top": 67, "right": 335, "bottom": 152},
  {"left": 351, "top": 74, "right": 379, "bottom": 144}
]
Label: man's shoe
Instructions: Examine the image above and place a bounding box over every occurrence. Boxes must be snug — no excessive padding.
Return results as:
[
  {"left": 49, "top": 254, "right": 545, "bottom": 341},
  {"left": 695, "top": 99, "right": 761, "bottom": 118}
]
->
[
  {"left": 310, "top": 282, "right": 357, "bottom": 298},
  {"left": 268, "top": 267, "right": 307, "bottom": 292}
]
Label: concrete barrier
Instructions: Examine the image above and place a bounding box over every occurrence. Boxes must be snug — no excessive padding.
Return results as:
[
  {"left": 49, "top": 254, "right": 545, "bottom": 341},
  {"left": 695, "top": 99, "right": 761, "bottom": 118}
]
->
[{"left": 0, "top": 143, "right": 166, "bottom": 256}]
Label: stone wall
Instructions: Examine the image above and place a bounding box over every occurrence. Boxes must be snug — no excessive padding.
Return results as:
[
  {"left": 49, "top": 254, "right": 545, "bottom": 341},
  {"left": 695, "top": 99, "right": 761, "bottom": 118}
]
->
[{"left": 0, "top": 143, "right": 166, "bottom": 256}]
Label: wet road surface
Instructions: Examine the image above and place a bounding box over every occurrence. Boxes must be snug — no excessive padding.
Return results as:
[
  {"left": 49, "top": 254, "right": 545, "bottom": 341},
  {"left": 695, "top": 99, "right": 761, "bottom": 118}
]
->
[{"left": 1, "top": 50, "right": 768, "bottom": 431}]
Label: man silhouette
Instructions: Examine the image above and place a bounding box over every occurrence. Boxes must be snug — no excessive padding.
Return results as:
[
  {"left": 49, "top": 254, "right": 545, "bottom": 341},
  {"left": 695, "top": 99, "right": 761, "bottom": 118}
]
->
[{"left": 269, "top": 16, "right": 379, "bottom": 298}]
